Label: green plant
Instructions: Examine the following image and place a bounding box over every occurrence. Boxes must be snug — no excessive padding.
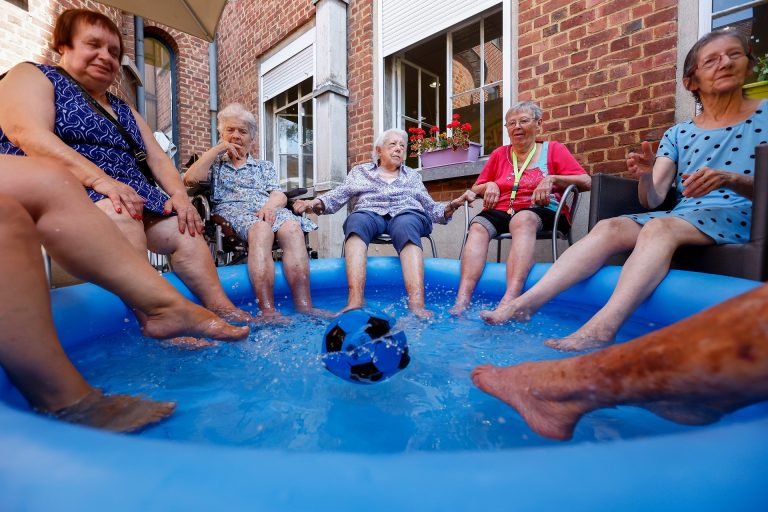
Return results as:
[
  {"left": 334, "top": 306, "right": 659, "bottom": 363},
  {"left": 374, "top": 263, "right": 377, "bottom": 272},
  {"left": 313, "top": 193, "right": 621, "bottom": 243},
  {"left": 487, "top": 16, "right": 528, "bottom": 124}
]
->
[
  {"left": 408, "top": 114, "right": 473, "bottom": 156},
  {"left": 753, "top": 54, "right": 768, "bottom": 82}
]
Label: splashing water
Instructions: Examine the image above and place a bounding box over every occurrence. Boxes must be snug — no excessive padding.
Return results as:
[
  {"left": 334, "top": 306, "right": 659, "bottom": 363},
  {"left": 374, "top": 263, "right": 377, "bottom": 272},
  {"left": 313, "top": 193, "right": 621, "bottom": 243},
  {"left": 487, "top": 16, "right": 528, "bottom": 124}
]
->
[{"left": 67, "top": 288, "right": 721, "bottom": 452}]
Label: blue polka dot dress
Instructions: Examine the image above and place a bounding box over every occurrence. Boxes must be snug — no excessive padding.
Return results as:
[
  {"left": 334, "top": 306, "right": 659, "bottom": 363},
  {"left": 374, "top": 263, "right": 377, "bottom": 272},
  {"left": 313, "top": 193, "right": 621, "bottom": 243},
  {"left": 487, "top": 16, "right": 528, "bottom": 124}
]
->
[{"left": 625, "top": 102, "right": 767, "bottom": 244}]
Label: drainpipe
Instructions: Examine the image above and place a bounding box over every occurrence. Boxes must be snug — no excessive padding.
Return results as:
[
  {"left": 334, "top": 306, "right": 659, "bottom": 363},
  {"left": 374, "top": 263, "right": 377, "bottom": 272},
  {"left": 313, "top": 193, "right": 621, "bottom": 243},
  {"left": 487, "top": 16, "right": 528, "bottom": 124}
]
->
[
  {"left": 209, "top": 42, "right": 218, "bottom": 145},
  {"left": 135, "top": 16, "right": 146, "bottom": 117}
]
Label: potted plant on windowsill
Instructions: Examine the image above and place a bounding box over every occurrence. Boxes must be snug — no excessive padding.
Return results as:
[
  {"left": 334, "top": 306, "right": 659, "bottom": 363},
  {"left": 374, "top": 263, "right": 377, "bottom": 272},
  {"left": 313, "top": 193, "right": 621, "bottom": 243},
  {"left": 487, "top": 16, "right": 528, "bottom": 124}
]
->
[
  {"left": 744, "top": 54, "right": 768, "bottom": 99},
  {"left": 408, "top": 114, "right": 482, "bottom": 169}
]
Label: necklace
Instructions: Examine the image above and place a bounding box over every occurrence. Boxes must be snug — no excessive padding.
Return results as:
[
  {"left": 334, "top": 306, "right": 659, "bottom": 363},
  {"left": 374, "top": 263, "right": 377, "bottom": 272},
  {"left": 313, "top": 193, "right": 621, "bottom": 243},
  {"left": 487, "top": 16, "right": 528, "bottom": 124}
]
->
[{"left": 506, "top": 143, "right": 537, "bottom": 214}]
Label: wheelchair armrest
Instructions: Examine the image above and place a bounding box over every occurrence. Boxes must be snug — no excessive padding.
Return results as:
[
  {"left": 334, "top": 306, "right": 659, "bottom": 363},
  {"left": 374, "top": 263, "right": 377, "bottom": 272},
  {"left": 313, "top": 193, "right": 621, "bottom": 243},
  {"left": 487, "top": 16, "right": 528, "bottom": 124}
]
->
[
  {"left": 186, "top": 180, "right": 211, "bottom": 197},
  {"left": 588, "top": 173, "right": 675, "bottom": 231}
]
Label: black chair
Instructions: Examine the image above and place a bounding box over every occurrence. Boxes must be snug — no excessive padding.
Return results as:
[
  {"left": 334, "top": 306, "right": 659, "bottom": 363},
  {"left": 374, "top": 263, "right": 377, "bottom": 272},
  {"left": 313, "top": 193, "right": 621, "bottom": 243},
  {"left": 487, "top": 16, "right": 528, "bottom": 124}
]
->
[
  {"left": 190, "top": 184, "right": 317, "bottom": 267},
  {"left": 587, "top": 143, "right": 768, "bottom": 281},
  {"left": 459, "top": 183, "right": 581, "bottom": 262}
]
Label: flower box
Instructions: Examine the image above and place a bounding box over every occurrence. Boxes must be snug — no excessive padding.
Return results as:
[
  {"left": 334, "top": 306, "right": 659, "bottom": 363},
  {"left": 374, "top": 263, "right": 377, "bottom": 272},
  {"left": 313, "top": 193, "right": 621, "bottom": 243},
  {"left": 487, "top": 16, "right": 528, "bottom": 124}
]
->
[
  {"left": 420, "top": 142, "right": 482, "bottom": 169},
  {"left": 743, "top": 80, "right": 768, "bottom": 99}
]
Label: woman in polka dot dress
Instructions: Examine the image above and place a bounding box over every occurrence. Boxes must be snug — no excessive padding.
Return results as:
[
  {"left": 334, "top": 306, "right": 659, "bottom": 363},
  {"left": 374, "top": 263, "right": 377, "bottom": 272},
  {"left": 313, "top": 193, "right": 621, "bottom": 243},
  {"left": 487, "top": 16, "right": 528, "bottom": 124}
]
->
[{"left": 480, "top": 28, "right": 763, "bottom": 351}]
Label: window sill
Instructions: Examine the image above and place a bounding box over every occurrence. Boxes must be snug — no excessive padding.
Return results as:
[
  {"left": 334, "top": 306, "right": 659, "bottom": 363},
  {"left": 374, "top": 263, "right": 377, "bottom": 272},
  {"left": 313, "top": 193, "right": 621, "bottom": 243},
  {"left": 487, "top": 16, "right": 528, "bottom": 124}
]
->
[{"left": 417, "top": 157, "right": 488, "bottom": 182}]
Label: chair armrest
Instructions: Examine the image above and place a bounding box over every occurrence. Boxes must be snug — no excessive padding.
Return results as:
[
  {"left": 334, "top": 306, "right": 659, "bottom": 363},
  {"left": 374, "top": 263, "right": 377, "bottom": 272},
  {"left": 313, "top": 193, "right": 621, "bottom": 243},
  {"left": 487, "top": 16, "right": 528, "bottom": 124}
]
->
[
  {"left": 752, "top": 143, "right": 768, "bottom": 242},
  {"left": 190, "top": 194, "right": 210, "bottom": 221},
  {"left": 587, "top": 173, "right": 675, "bottom": 231}
]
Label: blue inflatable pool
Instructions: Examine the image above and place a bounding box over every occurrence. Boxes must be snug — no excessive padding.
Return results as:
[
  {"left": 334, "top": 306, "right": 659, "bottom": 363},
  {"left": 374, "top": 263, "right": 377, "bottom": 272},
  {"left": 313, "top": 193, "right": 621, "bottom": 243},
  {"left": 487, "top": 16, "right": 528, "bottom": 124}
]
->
[{"left": 1, "top": 257, "right": 765, "bottom": 510}]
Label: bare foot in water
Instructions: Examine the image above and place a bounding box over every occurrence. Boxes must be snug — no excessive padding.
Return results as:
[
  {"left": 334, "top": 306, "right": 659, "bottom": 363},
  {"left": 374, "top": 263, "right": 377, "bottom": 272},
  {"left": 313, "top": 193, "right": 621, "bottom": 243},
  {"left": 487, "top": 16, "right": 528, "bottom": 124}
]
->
[
  {"left": 50, "top": 389, "right": 175, "bottom": 433},
  {"left": 163, "top": 336, "right": 216, "bottom": 349},
  {"left": 409, "top": 304, "right": 434, "bottom": 319},
  {"left": 253, "top": 310, "right": 292, "bottom": 325},
  {"left": 479, "top": 302, "right": 533, "bottom": 325},
  {"left": 296, "top": 306, "right": 336, "bottom": 319},
  {"left": 448, "top": 300, "right": 470, "bottom": 316},
  {"left": 336, "top": 301, "right": 365, "bottom": 316},
  {"left": 210, "top": 306, "right": 254, "bottom": 325},
  {"left": 471, "top": 363, "right": 590, "bottom": 440},
  {"left": 544, "top": 325, "right": 614, "bottom": 352},
  {"left": 140, "top": 301, "right": 249, "bottom": 342}
]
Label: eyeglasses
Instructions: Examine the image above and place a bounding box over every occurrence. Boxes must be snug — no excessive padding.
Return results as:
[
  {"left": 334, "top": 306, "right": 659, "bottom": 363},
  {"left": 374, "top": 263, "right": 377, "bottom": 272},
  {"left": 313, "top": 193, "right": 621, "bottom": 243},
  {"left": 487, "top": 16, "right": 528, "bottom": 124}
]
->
[
  {"left": 504, "top": 118, "right": 535, "bottom": 128},
  {"left": 697, "top": 50, "right": 747, "bottom": 71}
]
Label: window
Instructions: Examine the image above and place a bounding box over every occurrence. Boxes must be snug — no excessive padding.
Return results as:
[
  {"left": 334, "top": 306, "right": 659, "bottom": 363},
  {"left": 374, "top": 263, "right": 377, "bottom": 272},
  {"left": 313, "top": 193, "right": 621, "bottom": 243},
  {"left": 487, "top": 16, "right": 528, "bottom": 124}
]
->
[
  {"left": 701, "top": 0, "right": 768, "bottom": 84},
  {"left": 392, "top": 10, "right": 503, "bottom": 167},
  {"left": 143, "top": 37, "right": 178, "bottom": 165},
  {"left": 268, "top": 77, "right": 314, "bottom": 191}
]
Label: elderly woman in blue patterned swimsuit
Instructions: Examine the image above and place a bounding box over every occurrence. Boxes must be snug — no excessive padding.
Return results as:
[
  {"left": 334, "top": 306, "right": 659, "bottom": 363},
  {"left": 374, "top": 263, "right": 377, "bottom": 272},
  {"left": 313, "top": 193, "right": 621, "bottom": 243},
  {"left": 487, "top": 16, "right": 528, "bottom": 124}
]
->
[
  {"left": 0, "top": 9, "right": 250, "bottom": 331},
  {"left": 481, "top": 28, "right": 763, "bottom": 351},
  {"left": 184, "top": 104, "right": 323, "bottom": 321},
  {"left": 293, "top": 128, "right": 476, "bottom": 318}
]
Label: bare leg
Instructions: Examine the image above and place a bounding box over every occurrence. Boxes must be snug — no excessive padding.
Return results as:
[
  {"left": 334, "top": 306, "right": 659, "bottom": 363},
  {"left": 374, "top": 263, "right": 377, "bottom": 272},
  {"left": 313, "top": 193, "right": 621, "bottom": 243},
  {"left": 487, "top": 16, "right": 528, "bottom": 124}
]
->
[
  {"left": 244, "top": 221, "right": 288, "bottom": 323},
  {"left": 277, "top": 221, "right": 330, "bottom": 317},
  {"left": 400, "top": 242, "right": 432, "bottom": 319},
  {"left": 472, "top": 283, "right": 768, "bottom": 440},
  {"left": 342, "top": 235, "right": 367, "bottom": 313},
  {"left": 480, "top": 217, "right": 641, "bottom": 324},
  {"left": 3, "top": 157, "right": 248, "bottom": 343},
  {"left": 497, "top": 212, "right": 540, "bottom": 307},
  {"left": 546, "top": 217, "right": 713, "bottom": 351},
  {"left": 144, "top": 212, "right": 252, "bottom": 324},
  {"left": 450, "top": 224, "right": 491, "bottom": 315},
  {"left": 0, "top": 190, "right": 174, "bottom": 433}
]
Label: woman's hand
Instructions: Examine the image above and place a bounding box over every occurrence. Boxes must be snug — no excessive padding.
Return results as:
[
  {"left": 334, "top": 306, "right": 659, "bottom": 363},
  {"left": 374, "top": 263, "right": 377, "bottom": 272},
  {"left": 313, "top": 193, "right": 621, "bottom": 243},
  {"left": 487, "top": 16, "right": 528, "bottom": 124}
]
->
[
  {"left": 163, "top": 193, "right": 204, "bottom": 235},
  {"left": 483, "top": 182, "right": 501, "bottom": 209},
  {"left": 293, "top": 199, "right": 321, "bottom": 215},
  {"left": 531, "top": 176, "right": 555, "bottom": 206},
  {"left": 627, "top": 140, "right": 656, "bottom": 178},
  {"left": 682, "top": 167, "right": 731, "bottom": 198},
  {"left": 90, "top": 175, "right": 146, "bottom": 219},
  {"left": 444, "top": 189, "right": 477, "bottom": 218},
  {"left": 214, "top": 140, "right": 245, "bottom": 161},
  {"left": 256, "top": 206, "right": 277, "bottom": 225}
]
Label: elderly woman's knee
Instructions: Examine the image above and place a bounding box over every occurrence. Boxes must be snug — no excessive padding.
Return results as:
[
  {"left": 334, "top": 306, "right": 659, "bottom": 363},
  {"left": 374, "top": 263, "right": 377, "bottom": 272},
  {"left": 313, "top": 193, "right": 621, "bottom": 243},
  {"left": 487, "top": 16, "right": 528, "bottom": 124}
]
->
[
  {"left": 592, "top": 217, "right": 634, "bottom": 238},
  {"left": 509, "top": 211, "right": 540, "bottom": 233},
  {"left": 0, "top": 195, "right": 33, "bottom": 232}
]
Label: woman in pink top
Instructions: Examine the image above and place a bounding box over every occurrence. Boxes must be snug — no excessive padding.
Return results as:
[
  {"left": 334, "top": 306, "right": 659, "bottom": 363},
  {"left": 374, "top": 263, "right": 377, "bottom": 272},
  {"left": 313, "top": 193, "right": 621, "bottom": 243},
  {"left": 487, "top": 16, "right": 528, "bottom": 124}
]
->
[{"left": 450, "top": 101, "right": 591, "bottom": 315}]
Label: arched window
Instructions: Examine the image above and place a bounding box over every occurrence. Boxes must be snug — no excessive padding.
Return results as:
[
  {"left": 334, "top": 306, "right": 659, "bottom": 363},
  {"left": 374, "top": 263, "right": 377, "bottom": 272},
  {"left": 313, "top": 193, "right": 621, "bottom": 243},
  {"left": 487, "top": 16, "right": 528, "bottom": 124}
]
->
[{"left": 143, "top": 36, "right": 179, "bottom": 166}]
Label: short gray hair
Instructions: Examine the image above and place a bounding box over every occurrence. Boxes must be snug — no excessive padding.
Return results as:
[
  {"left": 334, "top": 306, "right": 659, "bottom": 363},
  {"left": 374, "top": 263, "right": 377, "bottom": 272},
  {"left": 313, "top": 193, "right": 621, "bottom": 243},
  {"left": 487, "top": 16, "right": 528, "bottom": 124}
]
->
[
  {"left": 217, "top": 103, "right": 257, "bottom": 139},
  {"left": 372, "top": 128, "right": 408, "bottom": 161},
  {"left": 506, "top": 101, "right": 543, "bottom": 121}
]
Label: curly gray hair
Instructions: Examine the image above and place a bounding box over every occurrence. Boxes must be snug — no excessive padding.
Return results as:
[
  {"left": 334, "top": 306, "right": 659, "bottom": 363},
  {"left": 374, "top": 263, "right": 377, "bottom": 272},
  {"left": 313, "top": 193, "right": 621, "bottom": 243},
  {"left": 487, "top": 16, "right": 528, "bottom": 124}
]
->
[
  {"left": 372, "top": 128, "right": 408, "bottom": 162},
  {"left": 217, "top": 103, "right": 258, "bottom": 139}
]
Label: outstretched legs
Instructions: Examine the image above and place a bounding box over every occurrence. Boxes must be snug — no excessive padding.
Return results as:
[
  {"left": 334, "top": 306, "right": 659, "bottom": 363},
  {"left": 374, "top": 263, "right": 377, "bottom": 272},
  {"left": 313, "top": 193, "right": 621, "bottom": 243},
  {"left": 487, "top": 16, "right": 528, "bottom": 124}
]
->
[
  {"left": 472, "top": 283, "right": 768, "bottom": 440},
  {"left": 0, "top": 191, "right": 173, "bottom": 432}
]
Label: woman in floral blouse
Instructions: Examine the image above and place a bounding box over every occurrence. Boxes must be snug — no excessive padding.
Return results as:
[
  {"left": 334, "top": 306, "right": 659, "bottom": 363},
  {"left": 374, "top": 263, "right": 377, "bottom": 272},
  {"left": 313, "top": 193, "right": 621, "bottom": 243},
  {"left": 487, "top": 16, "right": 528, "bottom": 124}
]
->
[
  {"left": 293, "top": 128, "right": 475, "bottom": 318},
  {"left": 184, "top": 103, "right": 322, "bottom": 322}
]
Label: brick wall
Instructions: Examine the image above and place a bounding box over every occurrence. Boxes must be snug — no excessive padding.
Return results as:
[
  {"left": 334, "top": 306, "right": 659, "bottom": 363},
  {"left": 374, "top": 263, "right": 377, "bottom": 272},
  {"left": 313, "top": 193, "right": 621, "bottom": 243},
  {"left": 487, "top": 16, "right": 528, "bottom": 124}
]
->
[
  {"left": 215, "top": 0, "right": 316, "bottom": 155},
  {"left": 347, "top": 0, "right": 375, "bottom": 168},
  {"left": 518, "top": 0, "right": 677, "bottom": 176}
]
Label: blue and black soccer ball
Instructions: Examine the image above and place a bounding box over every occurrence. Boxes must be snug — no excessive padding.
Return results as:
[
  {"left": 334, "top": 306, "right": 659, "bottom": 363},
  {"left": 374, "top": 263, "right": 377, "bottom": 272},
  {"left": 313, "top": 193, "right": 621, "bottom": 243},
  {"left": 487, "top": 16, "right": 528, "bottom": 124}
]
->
[{"left": 321, "top": 309, "right": 410, "bottom": 384}]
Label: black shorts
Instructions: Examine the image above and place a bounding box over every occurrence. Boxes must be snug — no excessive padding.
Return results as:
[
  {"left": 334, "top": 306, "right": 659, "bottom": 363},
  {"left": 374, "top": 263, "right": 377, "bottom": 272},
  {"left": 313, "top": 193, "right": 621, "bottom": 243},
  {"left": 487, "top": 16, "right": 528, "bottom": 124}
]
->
[{"left": 471, "top": 207, "right": 571, "bottom": 238}]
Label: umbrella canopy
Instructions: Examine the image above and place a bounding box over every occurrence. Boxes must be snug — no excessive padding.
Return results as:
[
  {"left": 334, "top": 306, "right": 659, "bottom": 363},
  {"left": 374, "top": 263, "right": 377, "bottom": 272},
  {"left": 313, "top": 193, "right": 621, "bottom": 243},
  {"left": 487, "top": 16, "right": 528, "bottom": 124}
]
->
[{"left": 96, "top": 0, "right": 227, "bottom": 42}]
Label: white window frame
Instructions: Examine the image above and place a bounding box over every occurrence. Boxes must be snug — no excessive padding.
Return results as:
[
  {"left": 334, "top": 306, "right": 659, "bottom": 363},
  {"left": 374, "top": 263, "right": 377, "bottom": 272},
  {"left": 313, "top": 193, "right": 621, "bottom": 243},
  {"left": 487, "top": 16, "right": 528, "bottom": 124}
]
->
[
  {"left": 271, "top": 82, "right": 314, "bottom": 190},
  {"left": 375, "top": 0, "right": 512, "bottom": 148}
]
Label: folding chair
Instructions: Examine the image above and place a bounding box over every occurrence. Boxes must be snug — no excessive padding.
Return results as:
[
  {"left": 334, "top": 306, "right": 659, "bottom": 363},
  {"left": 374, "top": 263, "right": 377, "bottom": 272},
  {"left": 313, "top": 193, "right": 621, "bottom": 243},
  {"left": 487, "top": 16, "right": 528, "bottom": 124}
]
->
[{"left": 459, "top": 183, "right": 581, "bottom": 262}]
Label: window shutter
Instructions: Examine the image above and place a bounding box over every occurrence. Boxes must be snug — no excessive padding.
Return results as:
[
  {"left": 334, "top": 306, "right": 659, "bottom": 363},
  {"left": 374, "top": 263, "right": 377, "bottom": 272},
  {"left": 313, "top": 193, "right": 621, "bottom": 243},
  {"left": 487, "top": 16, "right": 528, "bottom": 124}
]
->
[
  {"left": 381, "top": 0, "right": 500, "bottom": 56},
  {"left": 262, "top": 45, "right": 314, "bottom": 101}
]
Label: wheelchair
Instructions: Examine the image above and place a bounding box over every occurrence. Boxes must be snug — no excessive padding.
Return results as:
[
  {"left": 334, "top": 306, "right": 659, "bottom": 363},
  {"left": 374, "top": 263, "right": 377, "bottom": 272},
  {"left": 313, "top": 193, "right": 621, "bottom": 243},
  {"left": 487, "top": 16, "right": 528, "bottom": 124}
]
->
[{"left": 189, "top": 182, "right": 318, "bottom": 267}]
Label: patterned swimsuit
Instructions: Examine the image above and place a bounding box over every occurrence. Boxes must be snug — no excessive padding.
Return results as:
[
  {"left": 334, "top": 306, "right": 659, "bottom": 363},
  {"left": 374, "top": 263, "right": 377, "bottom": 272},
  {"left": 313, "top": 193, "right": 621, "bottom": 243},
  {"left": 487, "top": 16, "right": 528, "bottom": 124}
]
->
[
  {"left": 625, "top": 102, "right": 766, "bottom": 244},
  {"left": 0, "top": 64, "right": 170, "bottom": 214}
]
